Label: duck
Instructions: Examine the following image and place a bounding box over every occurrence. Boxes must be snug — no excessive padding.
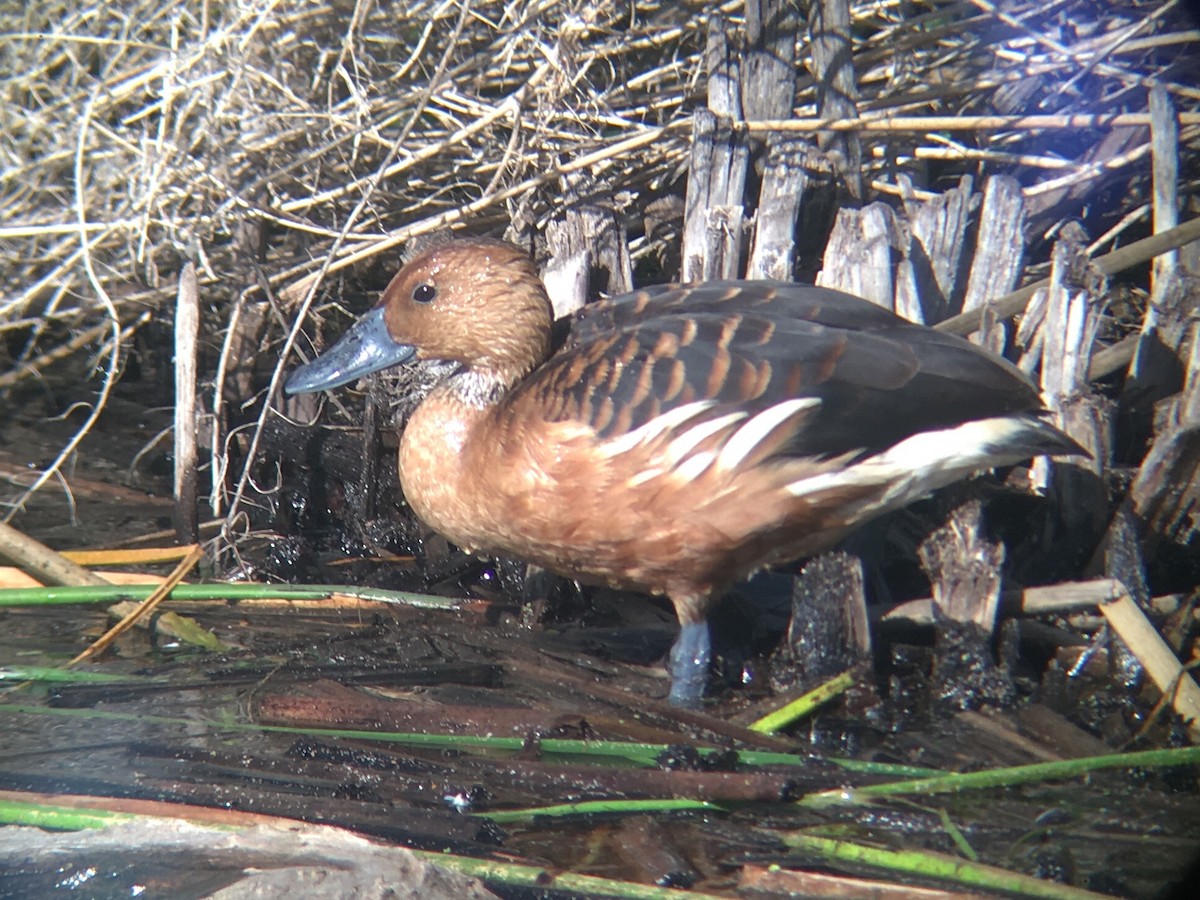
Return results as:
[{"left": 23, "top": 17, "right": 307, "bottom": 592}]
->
[{"left": 284, "top": 237, "right": 1084, "bottom": 707}]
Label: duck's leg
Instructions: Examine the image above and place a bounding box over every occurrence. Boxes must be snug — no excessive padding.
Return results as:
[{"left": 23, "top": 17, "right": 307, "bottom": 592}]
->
[{"left": 667, "top": 619, "right": 711, "bottom": 708}]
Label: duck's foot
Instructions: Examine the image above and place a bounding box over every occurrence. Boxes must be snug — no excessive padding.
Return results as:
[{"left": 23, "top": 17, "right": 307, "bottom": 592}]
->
[{"left": 667, "top": 621, "right": 711, "bottom": 708}]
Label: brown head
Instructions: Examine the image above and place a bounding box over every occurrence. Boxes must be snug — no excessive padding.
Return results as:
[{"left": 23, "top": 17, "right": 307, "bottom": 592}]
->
[
  {"left": 379, "top": 239, "right": 553, "bottom": 382},
  {"left": 284, "top": 238, "right": 554, "bottom": 395}
]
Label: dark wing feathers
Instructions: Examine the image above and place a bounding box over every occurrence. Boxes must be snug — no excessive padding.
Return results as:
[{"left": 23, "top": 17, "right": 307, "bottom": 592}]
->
[
  {"left": 513, "top": 282, "right": 1043, "bottom": 458},
  {"left": 566, "top": 281, "right": 906, "bottom": 342}
]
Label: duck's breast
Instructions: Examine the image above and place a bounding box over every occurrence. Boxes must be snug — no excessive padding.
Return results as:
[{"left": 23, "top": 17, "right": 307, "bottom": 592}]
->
[{"left": 445, "top": 387, "right": 853, "bottom": 607}]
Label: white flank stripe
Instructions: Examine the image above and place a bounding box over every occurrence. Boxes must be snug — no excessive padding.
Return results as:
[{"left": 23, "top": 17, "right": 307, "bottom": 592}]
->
[
  {"left": 783, "top": 469, "right": 846, "bottom": 497},
  {"left": 596, "top": 399, "right": 717, "bottom": 458},
  {"left": 673, "top": 450, "right": 716, "bottom": 482},
  {"left": 627, "top": 466, "right": 667, "bottom": 487},
  {"left": 716, "top": 398, "right": 820, "bottom": 473},
  {"left": 784, "top": 416, "right": 1044, "bottom": 499},
  {"left": 867, "top": 417, "right": 1028, "bottom": 473},
  {"left": 664, "top": 411, "right": 747, "bottom": 465}
]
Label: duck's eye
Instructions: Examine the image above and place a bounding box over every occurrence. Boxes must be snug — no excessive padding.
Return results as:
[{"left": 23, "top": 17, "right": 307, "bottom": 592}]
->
[{"left": 412, "top": 283, "right": 437, "bottom": 304}]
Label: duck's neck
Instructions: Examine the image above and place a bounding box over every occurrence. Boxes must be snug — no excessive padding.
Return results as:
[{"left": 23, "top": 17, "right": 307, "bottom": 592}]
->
[
  {"left": 397, "top": 367, "right": 514, "bottom": 554},
  {"left": 442, "top": 367, "right": 512, "bottom": 409}
]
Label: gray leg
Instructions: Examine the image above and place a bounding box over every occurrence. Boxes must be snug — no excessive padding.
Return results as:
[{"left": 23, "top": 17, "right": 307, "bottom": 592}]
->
[{"left": 667, "top": 620, "right": 711, "bottom": 707}]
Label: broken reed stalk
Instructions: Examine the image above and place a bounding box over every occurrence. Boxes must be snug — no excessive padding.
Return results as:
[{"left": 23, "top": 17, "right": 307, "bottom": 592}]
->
[
  {"left": 781, "top": 832, "right": 1115, "bottom": 900},
  {"left": 1149, "top": 84, "right": 1181, "bottom": 299},
  {"left": 883, "top": 578, "right": 1132, "bottom": 622},
  {"left": 936, "top": 215, "right": 1200, "bottom": 338},
  {"left": 0, "top": 520, "right": 109, "bottom": 587},
  {"left": 66, "top": 543, "right": 204, "bottom": 666},
  {"left": 1101, "top": 593, "right": 1200, "bottom": 742},
  {"left": 800, "top": 745, "right": 1200, "bottom": 807},
  {"left": 173, "top": 263, "right": 200, "bottom": 544},
  {"left": 741, "top": 111, "right": 1200, "bottom": 132}
]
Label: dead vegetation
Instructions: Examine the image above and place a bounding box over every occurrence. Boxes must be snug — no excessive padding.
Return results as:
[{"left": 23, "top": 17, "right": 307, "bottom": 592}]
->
[
  {"left": 4, "top": 0, "right": 1197, "bottom": 431},
  {"left": 3, "top": 0, "right": 1193, "bottom": 613},
  {"left": 2, "top": 0, "right": 1198, "bottom": 678},
  {"left": 3, "top": 0, "right": 1199, "bottom": 745}
]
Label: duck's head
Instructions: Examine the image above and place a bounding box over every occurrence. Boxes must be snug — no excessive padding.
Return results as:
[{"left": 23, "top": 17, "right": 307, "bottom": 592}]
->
[{"left": 284, "top": 239, "right": 553, "bottom": 395}]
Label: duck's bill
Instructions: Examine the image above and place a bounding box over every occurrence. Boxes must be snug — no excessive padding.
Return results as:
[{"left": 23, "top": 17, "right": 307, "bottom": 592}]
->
[{"left": 284, "top": 307, "right": 416, "bottom": 394}]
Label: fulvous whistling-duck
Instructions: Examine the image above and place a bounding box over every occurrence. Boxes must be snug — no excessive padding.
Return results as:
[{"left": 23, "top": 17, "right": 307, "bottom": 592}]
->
[{"left": 285, "top": 237, "right": 1083, "bottom": 707}]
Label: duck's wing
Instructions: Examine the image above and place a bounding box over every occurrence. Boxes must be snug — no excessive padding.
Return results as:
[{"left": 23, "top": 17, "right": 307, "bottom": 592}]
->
[
  {"left": 518, "top": 282, "right": 1045, "bottom": 460},
  {"left": 565, "top": 281, "right": 903, "bottom": 339}
]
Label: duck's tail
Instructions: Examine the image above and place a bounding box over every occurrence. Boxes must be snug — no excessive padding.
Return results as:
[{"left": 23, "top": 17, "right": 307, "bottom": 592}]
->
[{"left": 784, "top": 413, "right": 1088, "bottom": 516}]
